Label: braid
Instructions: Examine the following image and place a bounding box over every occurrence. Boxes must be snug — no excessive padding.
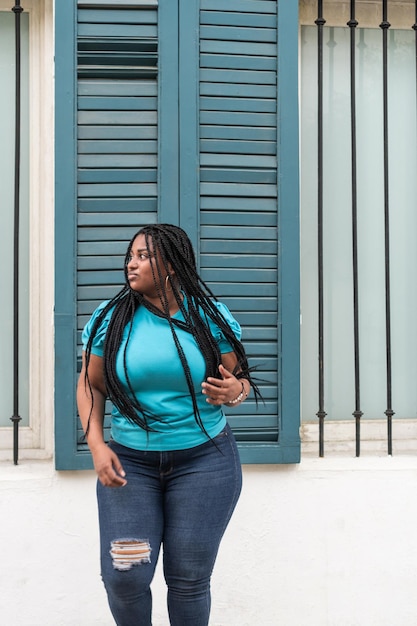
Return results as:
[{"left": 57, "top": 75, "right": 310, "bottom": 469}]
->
[{"left": 83, "top": 223, "right": 261, "bottom": 436}]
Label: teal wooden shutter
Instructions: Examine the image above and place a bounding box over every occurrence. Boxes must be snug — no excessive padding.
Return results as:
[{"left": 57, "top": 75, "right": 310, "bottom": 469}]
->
[
  {"left": 176, "top": 0, "right": 300, "bottom": 463},
  {"left": 198, "top": 0, "right": 282, "bottom": 462},
  {"left": 76, "top": 2, "right": 159, "bottom": 453},
  {"left": 55, "top": 0, "right": 300, "bottom": 469},
  {"left": 56, "top": 1, "right": 159, "bottom": 468}
]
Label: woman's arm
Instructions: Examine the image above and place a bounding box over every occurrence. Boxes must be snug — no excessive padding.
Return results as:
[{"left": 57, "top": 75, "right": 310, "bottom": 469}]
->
[
  {"left": 201, "top": 351, "right": 250, "bottom": 407},
  {"left": 77, "top": 352, "right": 127, "bottom": 487}
]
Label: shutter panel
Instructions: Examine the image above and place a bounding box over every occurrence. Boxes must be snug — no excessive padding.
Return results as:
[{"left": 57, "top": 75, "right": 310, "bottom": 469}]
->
[
  {"left": 199, "top": 1, "right": 282, "bottom": 458},
  {"left": 76, "top": 1, "right": 159, "bottom": 454},
  {"left": 55, "top": 0, "right": 299, "bottom": 468}
]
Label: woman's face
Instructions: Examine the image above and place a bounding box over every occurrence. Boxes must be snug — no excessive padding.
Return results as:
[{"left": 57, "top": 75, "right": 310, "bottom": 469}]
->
[{"left": 126, "top": 234, "right": 171, "bottom": 298}]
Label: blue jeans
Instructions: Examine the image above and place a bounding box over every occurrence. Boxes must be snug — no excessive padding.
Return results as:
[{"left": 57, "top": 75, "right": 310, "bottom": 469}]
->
[{"left": 97, "top": 424, "right": 242, "bottom": 626}]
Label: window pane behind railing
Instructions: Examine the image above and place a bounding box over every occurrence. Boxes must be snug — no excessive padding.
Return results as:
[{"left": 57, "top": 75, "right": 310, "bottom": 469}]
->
[
  {"left": 300, "top": 24, "right": 417, "bottom": 422},
  {"left": 0, "top": 11, "right": 29, "bottom": 428}
]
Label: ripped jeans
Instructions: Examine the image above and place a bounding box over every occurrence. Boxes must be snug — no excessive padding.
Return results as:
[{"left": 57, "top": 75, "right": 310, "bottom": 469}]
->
[{"left": 97, "top": 424, "right": 242, "bottom": 626}]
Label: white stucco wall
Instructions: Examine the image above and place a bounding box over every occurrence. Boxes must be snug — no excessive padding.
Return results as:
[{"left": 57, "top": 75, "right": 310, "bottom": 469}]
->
[{"left": 2, "top": 455, "right": 417, "bottom": 626}]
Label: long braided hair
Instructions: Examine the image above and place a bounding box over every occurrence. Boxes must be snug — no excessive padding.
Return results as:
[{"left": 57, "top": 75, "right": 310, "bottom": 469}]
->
[{"left": 83, "top": 223, "right": 260, "bottom": 435}]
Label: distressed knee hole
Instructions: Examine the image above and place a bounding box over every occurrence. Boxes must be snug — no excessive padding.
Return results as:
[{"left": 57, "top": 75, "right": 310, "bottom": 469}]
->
[{"left": 110, "top": 539, "right": 152, "bottom": 571}]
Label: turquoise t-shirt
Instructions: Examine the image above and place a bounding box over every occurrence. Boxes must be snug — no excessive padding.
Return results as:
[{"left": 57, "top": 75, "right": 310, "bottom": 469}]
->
[{"left": 81, "top": 298, "right": 242, "bottom": 451}]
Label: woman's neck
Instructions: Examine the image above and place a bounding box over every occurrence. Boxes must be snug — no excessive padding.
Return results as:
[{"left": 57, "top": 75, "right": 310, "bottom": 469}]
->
[{"left": 143, "top": 292, "right": 183, "bottom": 317}]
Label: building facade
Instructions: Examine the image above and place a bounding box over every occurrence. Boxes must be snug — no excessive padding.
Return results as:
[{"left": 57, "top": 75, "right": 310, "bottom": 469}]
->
[{"left": 1, "top": 1, "right": 417, "bottom": 624}]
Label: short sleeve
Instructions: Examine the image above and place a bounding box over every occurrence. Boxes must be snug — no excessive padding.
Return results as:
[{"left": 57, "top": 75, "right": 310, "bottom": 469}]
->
[
  {"left": 81, "top": 300, "right": 112, "bottom": 357},
  {"left": 208, "top": 301, "right": 242, "bottom": 354}
]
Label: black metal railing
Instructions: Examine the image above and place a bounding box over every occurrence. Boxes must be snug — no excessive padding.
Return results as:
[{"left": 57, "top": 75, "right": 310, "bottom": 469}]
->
[
  {"left": 315, "top": 0, "right": 327, "bottom": 458},
  {"left": 10, "top": 1, "right": 24, "bottom": 465},
  {"left": 347, "top": 0, "right": 363, "bottom": 458},
  {"left": 380, "top": 0, "right": 394, "bottom": 456},
  {"left": 313, "top": 0, "right": 412, "bottom": 457}
]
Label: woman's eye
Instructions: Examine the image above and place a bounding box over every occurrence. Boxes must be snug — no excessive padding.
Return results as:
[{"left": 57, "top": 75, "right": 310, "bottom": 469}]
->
[{"left": 126, "top": 252, "right": 151, "bottom": 263}]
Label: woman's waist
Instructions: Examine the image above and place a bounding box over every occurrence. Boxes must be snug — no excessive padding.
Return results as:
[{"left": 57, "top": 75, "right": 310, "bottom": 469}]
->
[{"left": 110, "top": 411, "right": 226, "bottom": 452}]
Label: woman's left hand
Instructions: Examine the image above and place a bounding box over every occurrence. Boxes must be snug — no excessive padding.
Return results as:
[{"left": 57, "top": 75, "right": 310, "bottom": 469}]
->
[{"left": 202, "top": 364, "right": 242, "bottom": 405}]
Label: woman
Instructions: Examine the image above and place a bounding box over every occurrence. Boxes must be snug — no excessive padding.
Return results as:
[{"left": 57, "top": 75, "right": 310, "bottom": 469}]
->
[{"left": 77, "top": 223, "right": 259, "bottom": 626}]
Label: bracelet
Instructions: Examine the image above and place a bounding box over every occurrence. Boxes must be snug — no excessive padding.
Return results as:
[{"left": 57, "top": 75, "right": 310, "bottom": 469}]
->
[{"left": 226, "top": 381, "right": 248, "bottom": 406}]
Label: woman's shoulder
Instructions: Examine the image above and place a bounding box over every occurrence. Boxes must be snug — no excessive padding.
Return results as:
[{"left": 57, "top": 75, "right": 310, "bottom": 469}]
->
[
  {"left": 206, "top": 299, "right": 242, "bottom": 342},
  {"left": 81, "top": 300, "right": 114, "bottom": 354},
  {"left": 89, "top": 299, "right": 115, "bottom": 325},
  {"left": 212, "top": 299, "right": 233, "bottom": 318}
]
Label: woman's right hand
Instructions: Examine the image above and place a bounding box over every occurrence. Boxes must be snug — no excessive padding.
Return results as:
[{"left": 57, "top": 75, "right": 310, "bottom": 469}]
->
[
  {"left": 91, "top": 444, "right": 127, "bottom": 487},
  {"left": 77, "top": 352, "right": 126, "bottom": 487}
]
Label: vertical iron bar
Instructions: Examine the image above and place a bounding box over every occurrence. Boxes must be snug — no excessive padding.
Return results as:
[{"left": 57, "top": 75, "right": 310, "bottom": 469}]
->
[
  {"left": 380, "top": 0, "right": 394, "bottom": 455},
  {"left": 414, "top": 4, "right": 417, "bottom": 144},
  {"left": 348, "top": 1, "right": 363, "bottom": 457},
  {"left": 10, "top": 1, "right": 23, "bottom": 465},
  {"left": 315, "top": 1, "right": 327, "bottom": 456}
]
